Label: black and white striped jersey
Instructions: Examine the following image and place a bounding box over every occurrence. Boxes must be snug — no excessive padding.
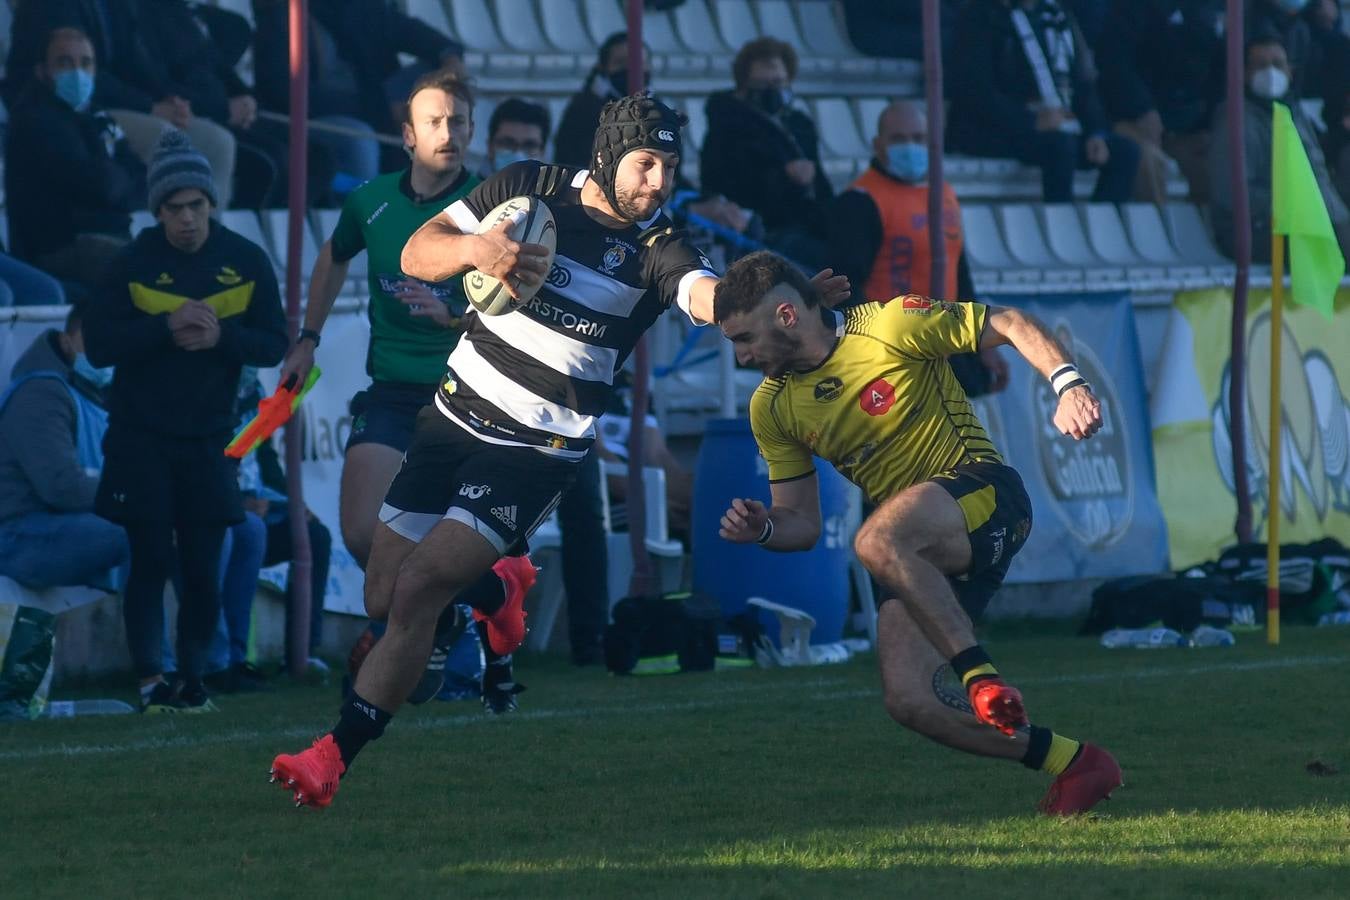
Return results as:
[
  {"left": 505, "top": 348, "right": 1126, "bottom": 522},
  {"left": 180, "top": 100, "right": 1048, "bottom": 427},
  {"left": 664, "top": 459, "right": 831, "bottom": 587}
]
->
[{"left": 435, "top": 161, "right": 716, "bottom": 459}]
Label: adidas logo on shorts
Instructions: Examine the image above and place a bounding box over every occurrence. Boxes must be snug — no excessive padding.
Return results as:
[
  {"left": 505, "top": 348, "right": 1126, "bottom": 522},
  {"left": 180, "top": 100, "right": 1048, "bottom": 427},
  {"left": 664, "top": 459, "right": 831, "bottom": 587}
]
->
[{"left": 490, "top": 505, "right": 518, "bottom": 530}]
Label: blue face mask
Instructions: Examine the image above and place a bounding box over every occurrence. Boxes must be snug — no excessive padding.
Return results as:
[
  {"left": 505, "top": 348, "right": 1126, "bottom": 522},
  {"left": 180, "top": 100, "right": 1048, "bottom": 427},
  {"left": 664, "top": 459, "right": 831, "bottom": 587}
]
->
[
  {"left": 73, "top": 353, "right": 113, "bottom": 389},
  {"left": 53, "top": 68, "right": 95, "bottom": 112},
  {"left": 491, "top": 149, "right": 530, "bottom": 173},
  {"left": 886, "top": 142, "right": 928, "bottom": 182}
]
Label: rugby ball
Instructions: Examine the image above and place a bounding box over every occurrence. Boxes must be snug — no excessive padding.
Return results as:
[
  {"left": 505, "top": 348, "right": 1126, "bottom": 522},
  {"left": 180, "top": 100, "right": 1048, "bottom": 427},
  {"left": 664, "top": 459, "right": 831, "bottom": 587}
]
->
[{"left": 463, "top": 195, "right": 557, "bottom": 316}]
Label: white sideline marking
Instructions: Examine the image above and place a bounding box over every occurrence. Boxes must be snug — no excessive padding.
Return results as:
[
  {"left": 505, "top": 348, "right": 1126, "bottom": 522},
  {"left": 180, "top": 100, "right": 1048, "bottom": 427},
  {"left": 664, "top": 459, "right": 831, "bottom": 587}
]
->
[{"left": 0, "top": 655, "right": 1341, "bottom": 763}]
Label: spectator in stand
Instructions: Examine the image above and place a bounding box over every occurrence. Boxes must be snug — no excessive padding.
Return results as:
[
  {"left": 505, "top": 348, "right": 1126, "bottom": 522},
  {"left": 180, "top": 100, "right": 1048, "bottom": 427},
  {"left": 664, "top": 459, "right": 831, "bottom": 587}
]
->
[
  {"left": 1248, "top": 0, "right": 1350, "bottom": 104},
  {"left": 4, "top": 27, "right": 144, "bottom": 293},
  {"left": 1209, "top": 33, "right": 1350, "bottom": 262},
  {"left": 483, "top": 98, "right": 551, "bottom": 176},
  {"left": 827, "top": 100, "right": 1010, "bottom": 397},
  {"left": 1324, "top": 86, "right": 1350, "bottom": 209},
  {"left": 555, "top": 32, "right": 650, "bottom": 169},
  {"left": 252, "top": 0, "right": 465, "bottom": 184},
  {"left": 1097, "top": 0, "right": 1225, "bottom": 204},
  {"left": 84, "top": 131, "right": 287, "bottom": 714},
  {"left": 947, "top": 0, "right": 1139, "bottom": 204},
  {"left": 840, "top": 0, "right": 957, "bottom": 61},
  {"left": 701, "top": 37, "right": 833, "bottom": 267},
  {"left": 0, "top": 303, "right": 128, "bottom": 591},
  {"left": 6, "top": 0, "right": 237, "bottom": 207},
  {"left": 132, "top": 0, "right": 290, "bottom": 209}
]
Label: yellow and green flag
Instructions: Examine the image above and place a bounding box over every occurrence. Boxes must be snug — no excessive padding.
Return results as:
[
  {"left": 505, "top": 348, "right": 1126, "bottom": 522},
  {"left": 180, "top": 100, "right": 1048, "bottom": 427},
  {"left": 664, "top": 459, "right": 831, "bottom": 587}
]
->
[{"left": 1272, "top": 102, "right": 1345, "bottom": 319}]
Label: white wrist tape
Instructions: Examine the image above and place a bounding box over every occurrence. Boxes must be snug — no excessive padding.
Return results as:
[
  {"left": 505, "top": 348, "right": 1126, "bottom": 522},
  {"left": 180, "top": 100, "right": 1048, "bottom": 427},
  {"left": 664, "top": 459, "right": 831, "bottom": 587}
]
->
[{"left": 1050, "top": 364, "right": 1087, "bottom": 398}]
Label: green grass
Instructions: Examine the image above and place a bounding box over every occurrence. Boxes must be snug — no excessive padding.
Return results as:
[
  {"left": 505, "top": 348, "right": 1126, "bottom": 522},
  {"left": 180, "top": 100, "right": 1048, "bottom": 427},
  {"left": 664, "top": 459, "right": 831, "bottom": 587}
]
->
[{"left": 2, "top": 629, "right": 1348, "bottom": 899}]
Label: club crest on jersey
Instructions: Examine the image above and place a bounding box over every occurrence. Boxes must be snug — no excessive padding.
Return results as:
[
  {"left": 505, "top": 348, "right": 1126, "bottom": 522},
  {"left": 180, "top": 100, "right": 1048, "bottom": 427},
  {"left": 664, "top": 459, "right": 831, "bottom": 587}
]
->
[
  {"left": 814, "top": 377, "right": 844, "bottom": 402},
  {"left": 215, "top": 266, "right": 242, "bottom": 286},
  {"left": 860, "top": 378, "right": 897, "bottom": 416},
  {"left": 600, "top": 244, "right": 626, "bottom": 274}
]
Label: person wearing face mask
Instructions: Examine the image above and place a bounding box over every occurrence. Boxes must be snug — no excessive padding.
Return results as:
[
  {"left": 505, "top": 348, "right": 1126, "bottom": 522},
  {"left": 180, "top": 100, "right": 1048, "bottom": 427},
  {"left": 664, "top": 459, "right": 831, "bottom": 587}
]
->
[
  {"left": 701, "top": 37, "right": 834, "bottom": 268},
  {"left": 1248, "top": 0, "right": 1350, "bottom": 105},
  {"left": 1208, "top": 33, "right": 1350, "bottom": 262},
  {"left": 825, "top": 101, "right": 1010, "bottom": 398},
  {"left": 3, "top": 26, "right": 144, "bottom": 294},
  {"left": 483, "top": 98, "right": 552, "bottom": 176},
  {"left": 554, "top": 32, "right": 653, "bottom": 169},
  {"left": 0, "top": 301, "right": 129, "bottom": 593}
]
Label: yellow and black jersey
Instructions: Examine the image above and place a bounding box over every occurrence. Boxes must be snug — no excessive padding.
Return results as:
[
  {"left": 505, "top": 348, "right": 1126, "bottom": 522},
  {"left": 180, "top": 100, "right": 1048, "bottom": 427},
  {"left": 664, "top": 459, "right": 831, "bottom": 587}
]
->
[
  {"left": 749, "top": 297, "right": 1002, "bottom": 504},
  {"left": 83, "top": 220, "right": 288, "bottom": 438}
]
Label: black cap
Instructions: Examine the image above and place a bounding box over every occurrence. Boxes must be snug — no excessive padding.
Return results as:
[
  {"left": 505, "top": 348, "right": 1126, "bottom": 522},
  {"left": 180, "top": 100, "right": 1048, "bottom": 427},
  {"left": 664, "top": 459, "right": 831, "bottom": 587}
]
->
[{"left": 590, "top": 93, "right": 686, "bottom": 219}]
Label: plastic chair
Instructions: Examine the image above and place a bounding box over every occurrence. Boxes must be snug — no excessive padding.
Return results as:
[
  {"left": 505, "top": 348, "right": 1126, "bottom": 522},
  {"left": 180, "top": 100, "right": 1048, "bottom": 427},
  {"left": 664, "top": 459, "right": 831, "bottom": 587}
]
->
[
  {"left": 1080, "top": 202, "right": 1169, "bottom": 284},
  {"left": 582, "top": 0, "right": 628, "bottom": 46},
  {"left": 961, "top": 205, "right": 1036, "bottom": 284},
  {"left": 1122, "top": 203, "right": 1210, "bottom": 282},
  {"left": 403, "top": 0, "right": 451, "bottom": 34},
  {"left": 813, "top": 97, "right": 871, "bottom": 161},
  {"left": 1037, "top": 203, "right": 1114, "bottom": 274},
  {"left": 672, "top": 0, "right": 733, "bottom": 55},
  {"left": 1164, "top": 202, "right": 1235, "bottom": 276},
  {"left": 997, "top": 204, "right": 1082, "bottom": 284},
  {"left": 490, "top": 0, "right": 580, "bottom": 74},
  {"left": 540, "top": 0, "right": 600, "bottom": 52}
]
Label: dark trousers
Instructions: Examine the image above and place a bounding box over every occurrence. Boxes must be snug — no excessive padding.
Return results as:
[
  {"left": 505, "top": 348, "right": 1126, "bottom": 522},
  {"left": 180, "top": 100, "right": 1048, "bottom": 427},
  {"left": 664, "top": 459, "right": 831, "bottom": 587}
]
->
[
  {"left": 959, "top": 128, "right": 1141, "bottom": 204},
  {"left": 123, "top": 522, "right": 226, "bottom": 680},
  {"left": 558, "top": 451, "right": 608, "bottom": 661},
  {"left": 265, "top": 512, "right": 333, "bottom": 654}
]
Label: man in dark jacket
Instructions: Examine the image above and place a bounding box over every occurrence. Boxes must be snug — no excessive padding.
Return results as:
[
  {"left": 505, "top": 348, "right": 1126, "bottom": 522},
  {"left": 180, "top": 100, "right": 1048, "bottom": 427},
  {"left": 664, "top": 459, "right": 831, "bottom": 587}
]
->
[
  {"left": 1097, "top": 0, "right": 1225, "bottom": 203},
  {"left": 947, "top": 0, "right": 1139, "bottom": 203},
  {"left": 0, "top": 305, "right": 128, "bottom": 590},
  {"left": 1249, "top": 0, "right": 1350, "bottom": 104},
  {"left": 84, "top": 131, "right": 287, "bottom": 714},
  {"left": 3, "top": 26, "right": 144, "bottom": 290},
  {"left": 5, "top": 0, "right": 237, "bottom": 205},
  {"left": 701, "top": 37, "right": 833, "bottom": 267}
]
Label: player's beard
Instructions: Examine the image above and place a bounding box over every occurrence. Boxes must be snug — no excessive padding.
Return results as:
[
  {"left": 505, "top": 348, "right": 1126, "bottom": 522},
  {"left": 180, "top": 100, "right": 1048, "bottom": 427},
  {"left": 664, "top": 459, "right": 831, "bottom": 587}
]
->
[
  {"left": 612, "top": 181, "right": 668, "bottom": 222},
  {"left": 761, "top": 329, "right": 804, "bottom": 378}
]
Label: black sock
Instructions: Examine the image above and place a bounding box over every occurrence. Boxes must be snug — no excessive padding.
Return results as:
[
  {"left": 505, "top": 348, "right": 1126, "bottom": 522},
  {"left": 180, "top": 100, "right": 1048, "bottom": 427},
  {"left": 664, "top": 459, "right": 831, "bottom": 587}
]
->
[
  {"left": 950, "top": 645, "right": 1000, "bottom": 690},
  {"left": 433, "top": 603, "right": 463, "bottom": 642},
  {"left": 460, "top": 568, "right": 505, "bottom": 617},
  {"left": 330, "top": 691, "right": 392, "bottom": 770},
  {"left": 475, "top": 619, "right": 510, "bottom": 668}
]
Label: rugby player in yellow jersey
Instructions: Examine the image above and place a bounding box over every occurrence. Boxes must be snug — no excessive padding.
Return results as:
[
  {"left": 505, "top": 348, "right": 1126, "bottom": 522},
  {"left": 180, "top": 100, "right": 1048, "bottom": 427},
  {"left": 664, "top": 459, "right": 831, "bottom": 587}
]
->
[{"left": 714, "top": 250, "right": 1122, "bottom": 816}]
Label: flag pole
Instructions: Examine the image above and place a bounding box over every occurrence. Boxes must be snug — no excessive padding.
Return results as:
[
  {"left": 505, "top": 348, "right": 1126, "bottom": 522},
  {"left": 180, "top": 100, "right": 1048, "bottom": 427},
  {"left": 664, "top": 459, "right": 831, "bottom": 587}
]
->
[{"left": 1266, "top": 232, "right": 1284, "bottom": 646}]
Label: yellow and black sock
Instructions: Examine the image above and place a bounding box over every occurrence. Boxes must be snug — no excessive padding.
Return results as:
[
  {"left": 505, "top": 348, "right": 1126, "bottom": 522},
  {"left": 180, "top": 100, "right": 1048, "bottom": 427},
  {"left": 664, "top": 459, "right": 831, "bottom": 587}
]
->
[
  {"left": 950, "top": 645, "right": 1000, "bottom": 690},
  {"left": 1022, "top": 725, "right": 1082, "bottom": 775}
]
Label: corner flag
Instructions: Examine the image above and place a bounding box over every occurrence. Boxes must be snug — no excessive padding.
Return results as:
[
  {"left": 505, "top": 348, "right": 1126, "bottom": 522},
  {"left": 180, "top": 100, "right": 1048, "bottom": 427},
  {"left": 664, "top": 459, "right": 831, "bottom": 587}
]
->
[{"left": 1271, "top": 102, "right": 1344, "bottom": 319}]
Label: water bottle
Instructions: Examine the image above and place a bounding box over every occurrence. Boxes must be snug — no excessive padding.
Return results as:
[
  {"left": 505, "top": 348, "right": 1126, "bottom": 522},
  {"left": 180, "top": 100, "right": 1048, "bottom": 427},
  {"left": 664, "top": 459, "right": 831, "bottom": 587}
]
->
[
  {"left": 44, "top": 699, "right": 136, "bottom": 718},
  {"left": 1190, "top": 625, "right": 1237, "bottom": 647},
  {"left": 1100, "top": 627, "right": 1191, "bottom": 649},
  {"left": 1318, "top": 610, "right": 1350, "bottom": 627}
]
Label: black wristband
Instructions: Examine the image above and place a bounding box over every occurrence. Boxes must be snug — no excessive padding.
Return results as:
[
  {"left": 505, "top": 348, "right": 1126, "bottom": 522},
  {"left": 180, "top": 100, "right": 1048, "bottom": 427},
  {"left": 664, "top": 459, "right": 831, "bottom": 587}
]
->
[
  {"left": 756, "top": 518, "right": 775, "bottom": 546},
  {"left": 297, "top": 328, "right": 321, "bottom": 348}
]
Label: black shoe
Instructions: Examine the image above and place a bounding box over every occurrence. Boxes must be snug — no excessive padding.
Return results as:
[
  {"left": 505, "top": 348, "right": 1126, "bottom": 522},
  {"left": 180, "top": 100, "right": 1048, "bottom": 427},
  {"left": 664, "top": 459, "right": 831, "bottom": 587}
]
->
[
  {"left": 227, "top": 662, "right": 271, "bottom": 693},
  {"left": 140, "top": 681, "right": 186, "bottom": 714},
  {"left": 481, "top": 656, "right": 525, "bottom": 715},
  {"left": 176, "top": 680, "right": 218, "bottom": 713},
  {"left": 408, "top": 605, "right": 468, "bottom": 705}
]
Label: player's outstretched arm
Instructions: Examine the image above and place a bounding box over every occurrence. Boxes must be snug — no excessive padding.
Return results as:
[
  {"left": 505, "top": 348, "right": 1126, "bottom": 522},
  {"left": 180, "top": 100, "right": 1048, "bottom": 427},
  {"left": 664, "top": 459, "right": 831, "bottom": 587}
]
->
[
  {"left": 719, "top": 474, "right": 823, "bottom": 552},
  {"left": 401, "top": 215, "right": 549, "bottom": 298},
  {"left": 980, "top": 305, "right": 1103, "bottom": 440}
]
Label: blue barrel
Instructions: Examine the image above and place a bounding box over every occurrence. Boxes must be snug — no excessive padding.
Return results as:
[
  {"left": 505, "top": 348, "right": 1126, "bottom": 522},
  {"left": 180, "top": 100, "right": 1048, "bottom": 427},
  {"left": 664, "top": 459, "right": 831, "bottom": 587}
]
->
[{"left": 692, "top": 418, "right": 858, "bottom": 644}]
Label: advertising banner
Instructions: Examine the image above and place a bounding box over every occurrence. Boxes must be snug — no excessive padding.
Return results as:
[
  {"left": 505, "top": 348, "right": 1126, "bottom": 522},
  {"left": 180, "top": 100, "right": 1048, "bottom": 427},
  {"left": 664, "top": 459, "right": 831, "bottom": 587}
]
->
[
  {"left": 974, "top": 291, "right": 1170, "bottom": 583},
  {"left": 1151, "top": 288, "right": 1350, "bottom": 568}
]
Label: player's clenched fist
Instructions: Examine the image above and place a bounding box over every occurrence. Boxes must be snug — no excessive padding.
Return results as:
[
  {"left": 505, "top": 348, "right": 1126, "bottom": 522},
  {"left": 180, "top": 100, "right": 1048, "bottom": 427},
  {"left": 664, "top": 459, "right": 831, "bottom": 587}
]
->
[
  {"left": 1053, "top": 384, "right": 1103, "bottom": 440},
  {"left": 719, "top": 497, "right": 770, "bottom": 543}
]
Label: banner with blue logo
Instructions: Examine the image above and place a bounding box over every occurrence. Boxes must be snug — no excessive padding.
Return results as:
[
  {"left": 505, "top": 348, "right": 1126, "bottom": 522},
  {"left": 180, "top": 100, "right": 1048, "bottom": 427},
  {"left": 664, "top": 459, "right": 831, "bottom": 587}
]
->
[{"left": 971, "top": 291, "right": 1169, "bottom": 582}]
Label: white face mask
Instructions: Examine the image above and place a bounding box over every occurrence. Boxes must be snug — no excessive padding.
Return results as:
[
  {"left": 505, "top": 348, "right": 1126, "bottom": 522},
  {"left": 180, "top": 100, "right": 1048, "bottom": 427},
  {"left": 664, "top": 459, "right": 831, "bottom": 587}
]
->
[{"left": 1250, "top": 66, "right": 1290, "bottom": 100}]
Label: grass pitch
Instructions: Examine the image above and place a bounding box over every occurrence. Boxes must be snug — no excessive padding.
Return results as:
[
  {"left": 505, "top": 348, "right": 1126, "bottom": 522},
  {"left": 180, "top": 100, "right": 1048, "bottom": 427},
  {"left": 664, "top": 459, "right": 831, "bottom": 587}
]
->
[{"left": 1, "top": 628, "right": 1347, "bottom": 899}]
